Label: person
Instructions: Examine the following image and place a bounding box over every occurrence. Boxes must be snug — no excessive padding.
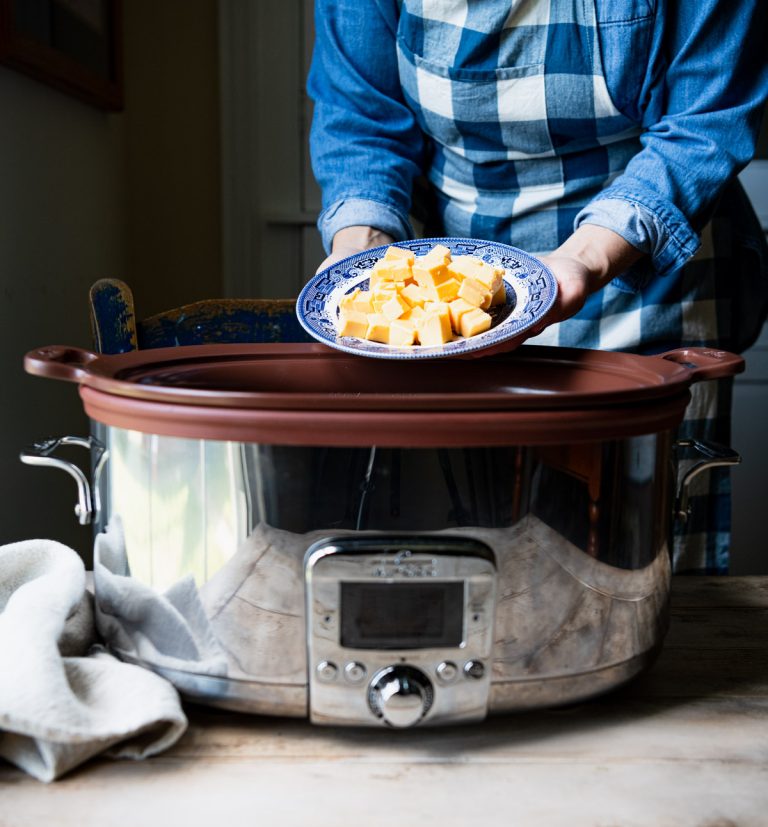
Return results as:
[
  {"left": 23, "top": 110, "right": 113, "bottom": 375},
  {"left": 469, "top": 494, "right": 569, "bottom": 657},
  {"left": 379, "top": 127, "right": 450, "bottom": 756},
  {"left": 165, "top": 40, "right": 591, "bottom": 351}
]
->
[{"left": 307, "top": 0, "right": 768, "bottom": 574}]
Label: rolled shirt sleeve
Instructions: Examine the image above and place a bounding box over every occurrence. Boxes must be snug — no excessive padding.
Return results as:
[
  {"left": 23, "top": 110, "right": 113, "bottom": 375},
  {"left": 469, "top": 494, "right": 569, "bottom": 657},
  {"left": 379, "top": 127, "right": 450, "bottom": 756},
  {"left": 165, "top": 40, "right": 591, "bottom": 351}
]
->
[
  {"left": 576, "top": 0, "right": 768, "bottom": 277},
  {"left": 308, "top": 0, "right": 425, "bottom": 253},
  {"left": 317, "top": 198, "right": 414, "bottom": 253}
]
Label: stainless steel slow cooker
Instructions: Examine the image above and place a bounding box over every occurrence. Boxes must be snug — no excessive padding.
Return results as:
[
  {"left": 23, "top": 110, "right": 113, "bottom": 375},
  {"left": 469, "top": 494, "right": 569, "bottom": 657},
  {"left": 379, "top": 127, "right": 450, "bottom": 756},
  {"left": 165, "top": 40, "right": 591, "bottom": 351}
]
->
[{"left": 22, "top": 342, "right": 743, "bottom": 728}]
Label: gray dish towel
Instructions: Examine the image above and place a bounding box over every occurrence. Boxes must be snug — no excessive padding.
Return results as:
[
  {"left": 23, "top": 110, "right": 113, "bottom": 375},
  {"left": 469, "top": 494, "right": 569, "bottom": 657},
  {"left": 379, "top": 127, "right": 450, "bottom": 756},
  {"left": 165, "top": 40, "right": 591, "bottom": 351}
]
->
[{"left": 0, "top": 538, "right": 188, "bottom": 782}]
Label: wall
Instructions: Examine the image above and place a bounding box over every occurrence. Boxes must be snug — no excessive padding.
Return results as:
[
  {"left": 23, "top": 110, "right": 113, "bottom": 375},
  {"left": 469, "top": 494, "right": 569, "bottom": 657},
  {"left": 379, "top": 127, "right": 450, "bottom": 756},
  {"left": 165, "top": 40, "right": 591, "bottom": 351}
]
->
[
  {"left": 122, "top": 0, "right": 222, "bottom": 318},
  {"left": 219, "top": 0, "right": 324, "bottom": 300},
  {"left": 0, "top": 67, "right": 125, "bottom": 557},
  {"left": 0, "top": 0, "right": 221, "bottom": 562}
]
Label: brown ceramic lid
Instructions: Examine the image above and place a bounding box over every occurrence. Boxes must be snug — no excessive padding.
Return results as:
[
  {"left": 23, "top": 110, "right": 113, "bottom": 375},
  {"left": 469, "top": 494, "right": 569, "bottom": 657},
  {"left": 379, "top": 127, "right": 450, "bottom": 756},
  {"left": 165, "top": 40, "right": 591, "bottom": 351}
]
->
[{"left": 24, "top": 343, "right": 744, "bottom": 446}]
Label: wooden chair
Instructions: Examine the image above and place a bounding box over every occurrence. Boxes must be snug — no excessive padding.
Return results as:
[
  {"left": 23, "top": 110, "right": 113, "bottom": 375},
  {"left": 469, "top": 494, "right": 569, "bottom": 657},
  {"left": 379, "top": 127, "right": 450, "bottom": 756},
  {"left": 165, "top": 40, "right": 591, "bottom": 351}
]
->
[{"left": 89, "top": 278, "right": 312, "bottom": 354}]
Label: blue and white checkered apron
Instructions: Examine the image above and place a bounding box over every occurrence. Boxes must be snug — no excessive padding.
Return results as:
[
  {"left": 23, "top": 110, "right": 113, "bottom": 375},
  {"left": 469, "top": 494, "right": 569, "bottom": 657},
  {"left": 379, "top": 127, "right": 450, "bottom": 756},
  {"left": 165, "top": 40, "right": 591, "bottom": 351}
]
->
[{"left": 396, "top": 0, "right": 732, "bottom": 573}]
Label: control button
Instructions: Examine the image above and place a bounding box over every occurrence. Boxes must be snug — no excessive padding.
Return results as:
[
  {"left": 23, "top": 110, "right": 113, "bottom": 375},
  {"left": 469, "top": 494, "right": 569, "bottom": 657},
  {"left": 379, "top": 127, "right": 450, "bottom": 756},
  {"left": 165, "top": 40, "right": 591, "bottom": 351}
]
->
[
  {"left": 464, "top": 660, "right": 485, "bottom": 680},
  {"left": 316, "top": 661, "right": 338, "bottom": 682},
  {"left": 344, "top": 661, "right": 367, "bottom": 683},
  {"left": 368, "top": 666, "right": 434, "bottom": 728},
  {"left": 436, "top": 661, "right": 458, "bottom": 683}
]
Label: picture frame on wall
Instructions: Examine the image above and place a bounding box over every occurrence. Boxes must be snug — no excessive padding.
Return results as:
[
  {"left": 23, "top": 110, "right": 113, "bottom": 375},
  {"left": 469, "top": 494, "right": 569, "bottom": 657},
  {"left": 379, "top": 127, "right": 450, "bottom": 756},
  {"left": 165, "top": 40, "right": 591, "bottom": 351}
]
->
[{"left": 0, "top": 0, "right": 122, "bottom": 111}]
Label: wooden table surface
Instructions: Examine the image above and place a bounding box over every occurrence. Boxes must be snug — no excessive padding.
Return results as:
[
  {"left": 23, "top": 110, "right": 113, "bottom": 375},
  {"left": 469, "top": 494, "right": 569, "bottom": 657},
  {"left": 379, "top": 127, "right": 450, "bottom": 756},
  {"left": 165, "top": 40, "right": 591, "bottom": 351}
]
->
[{"left": 2, "top": 576, "right": 767, "bottom": 827}]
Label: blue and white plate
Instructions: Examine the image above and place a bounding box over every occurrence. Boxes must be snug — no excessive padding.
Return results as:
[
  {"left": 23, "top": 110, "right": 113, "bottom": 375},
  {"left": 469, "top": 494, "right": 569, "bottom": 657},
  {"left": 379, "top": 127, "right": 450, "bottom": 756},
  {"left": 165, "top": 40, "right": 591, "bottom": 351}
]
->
[{"left": 296, "top": 237, "right": 558, "bottom": 359}]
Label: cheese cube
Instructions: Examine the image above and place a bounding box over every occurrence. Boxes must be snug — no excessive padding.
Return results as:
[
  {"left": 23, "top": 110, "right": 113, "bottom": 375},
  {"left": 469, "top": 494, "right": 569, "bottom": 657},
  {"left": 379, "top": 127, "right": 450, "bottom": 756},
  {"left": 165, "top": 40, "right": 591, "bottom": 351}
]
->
[
  {"left": 369, "top": 257, "right": 410, "bottom": 289},
  {"left": 449, "top": 256, "right": 503, "bottom": 293},
  {"left": 339, "top": 288, "right": 360, "bottom": 311},
  {"left": 337, "top": 310, "right": 369, "bottom": 339},
  {"left": 381, "top": 292, "right": 410, "bottom": 321},
  {"left": 371, "top": 283, "right": 398, "bottom": 312},
  {"left": 447, "top": 297, "right": 476, "bottom": 333},
  {"left": 453, "top": 256, "right": 503, "bottom": 288},
  {"left": 368, "top": 270, "right": 388, "bottom": 290},
  {"left": 447, "top": 255, "right": 484, "bottom": 281},
  {"left": 427, "top": 278, "right": 460, "bottom": 303},
  {"left": 349, "top": 290, "right": 375, "bottom": 313},
  {"left": 373, "top": 260, "right": 412, "bottom": 283},
  {"left": 365, "top": 313, "right": 391, "bottom": 343},
  {"left": 420, "top": 244, "right": 451, "bottom": 268},
  {"left": 413, "top": 262, "right": 453, "bottom": 289},
  {"left": 401, "top": 305, "right": 426, "bottom": 323},
  {"left": 458, "top": 277, "right": 492, "bottom": 309},
  {"left": 476, "top": 265, "right": 504, "bottom": 296},
  {"left": 490, "top": 282, "right": 507, "bottom": 306},
  {"left": 459, "top": 307, "right": 492, "bottom": 338},
  {"left": 383, "top": 246, "right": 415, "bottom": 266},
  {"left": 389, "top": 319, "right": 416, "bottom": 346},
  {"left": 418, "top": 304, "right": 453, "bottom": 346},
  {"left": 400, "top": 283, "right": 427, "bottom": 308}
]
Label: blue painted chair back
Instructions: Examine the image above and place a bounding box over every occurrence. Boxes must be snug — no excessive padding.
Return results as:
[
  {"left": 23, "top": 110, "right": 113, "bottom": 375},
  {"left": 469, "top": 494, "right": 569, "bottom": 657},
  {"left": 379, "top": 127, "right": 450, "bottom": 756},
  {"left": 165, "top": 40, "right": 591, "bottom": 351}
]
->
[{"left": 89, "top": 279, "right": 312, "bottom": 354}]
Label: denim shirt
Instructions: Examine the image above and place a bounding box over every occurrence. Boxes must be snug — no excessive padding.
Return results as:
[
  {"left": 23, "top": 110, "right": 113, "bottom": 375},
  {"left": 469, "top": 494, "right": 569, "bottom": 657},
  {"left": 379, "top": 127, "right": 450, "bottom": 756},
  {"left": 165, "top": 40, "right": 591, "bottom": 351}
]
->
[{"left": 308, "top": 0, "right": 768, "bottom": 277}]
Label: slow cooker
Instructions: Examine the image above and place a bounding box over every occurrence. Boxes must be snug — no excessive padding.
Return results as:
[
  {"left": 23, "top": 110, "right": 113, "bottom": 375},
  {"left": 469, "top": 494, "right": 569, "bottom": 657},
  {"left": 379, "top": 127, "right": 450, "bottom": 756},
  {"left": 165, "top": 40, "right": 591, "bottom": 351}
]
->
[{"left": 22, "top": 342, "right": 743, "bottom": 728}]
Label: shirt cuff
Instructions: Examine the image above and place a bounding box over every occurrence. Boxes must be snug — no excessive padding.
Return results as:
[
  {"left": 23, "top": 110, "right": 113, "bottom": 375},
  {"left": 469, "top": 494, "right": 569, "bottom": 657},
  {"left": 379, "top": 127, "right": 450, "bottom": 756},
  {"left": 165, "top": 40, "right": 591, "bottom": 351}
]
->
[
  {"left": 574, "top": 188, "right": 701, "bottom": 278},
  {"left": 318, "top": 197, "right": 414, "bottom": 253}
]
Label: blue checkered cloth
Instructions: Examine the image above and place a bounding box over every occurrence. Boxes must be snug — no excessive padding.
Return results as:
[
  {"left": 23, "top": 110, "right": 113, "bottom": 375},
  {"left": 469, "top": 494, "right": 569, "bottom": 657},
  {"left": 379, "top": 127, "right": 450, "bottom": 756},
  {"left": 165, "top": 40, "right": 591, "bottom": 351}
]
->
[
  {"left": 308, "top": 0, "right": 768, "bottom": 572},
  {"left": 395, "top": 0, "right": 643, "bottom": 259}
]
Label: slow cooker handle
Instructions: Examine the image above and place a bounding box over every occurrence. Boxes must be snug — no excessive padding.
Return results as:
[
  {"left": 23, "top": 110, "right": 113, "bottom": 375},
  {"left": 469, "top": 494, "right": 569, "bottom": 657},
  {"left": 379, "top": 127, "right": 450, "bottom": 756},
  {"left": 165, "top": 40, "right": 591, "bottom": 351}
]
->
[
  {"left": 660, "top": 348, "right": 745, "bottom": 382},
  {"left": 19, "top": 436, "right": 107, "bottom": 526},
  {"left": 23, "top": 346, "right": 99, "bottom": 384},
  {"left": 674, "top": 437, "right": 742, "bottom": 524}
]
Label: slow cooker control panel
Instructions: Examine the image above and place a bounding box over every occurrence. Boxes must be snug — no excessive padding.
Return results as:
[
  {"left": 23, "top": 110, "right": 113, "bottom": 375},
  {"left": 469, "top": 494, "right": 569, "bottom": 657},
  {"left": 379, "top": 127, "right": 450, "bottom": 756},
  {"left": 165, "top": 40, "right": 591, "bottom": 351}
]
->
[{"left": 305, "top": 536, "right": 497, "bottom": 728}]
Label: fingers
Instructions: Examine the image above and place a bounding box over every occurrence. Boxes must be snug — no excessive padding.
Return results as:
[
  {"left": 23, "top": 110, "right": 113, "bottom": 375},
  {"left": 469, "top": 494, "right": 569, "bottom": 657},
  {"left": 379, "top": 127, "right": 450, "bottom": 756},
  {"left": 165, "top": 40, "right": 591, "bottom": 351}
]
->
[
  {"left": 316, "top": 251, "right": 349, "bottom": 273},
  {"left": 317, "top": 227, "right": 397, "bottom": 273}
]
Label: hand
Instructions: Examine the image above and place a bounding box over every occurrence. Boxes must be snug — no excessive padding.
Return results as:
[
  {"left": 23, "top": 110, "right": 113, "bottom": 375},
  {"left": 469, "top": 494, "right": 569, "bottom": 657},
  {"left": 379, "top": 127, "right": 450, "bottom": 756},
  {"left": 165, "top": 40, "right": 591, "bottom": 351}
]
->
[
  {"left": 536, "top": 251, "right": 598, "bottom": 325},
  {"left": 464, "top": 224, "right": 643, "bottom": 358},
  {"left": 537, "top": 224, "right": 643, "bottom": 330},
  {"left": 317, "top": 225, "right": 395, "bottom": 273}
]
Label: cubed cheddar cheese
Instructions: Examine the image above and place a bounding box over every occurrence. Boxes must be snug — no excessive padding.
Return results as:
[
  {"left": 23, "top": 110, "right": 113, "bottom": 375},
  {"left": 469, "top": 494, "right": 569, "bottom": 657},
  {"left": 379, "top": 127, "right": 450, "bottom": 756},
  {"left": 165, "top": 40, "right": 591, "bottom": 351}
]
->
[
  {"left": 371, "top": 260, "right": 411, "bottom": 284},
  {"left": 348, "top": 290, "right": 374, "bottom": 313},
  {"left": 402, "top": 305, "right": 426, "bottom": 323},
  {"left": 457, "top": 277, "right": 492, "bottom": 309},
  {"left": 382, "top": 245, "right": 415, "bottom": 265},
  {"left": 447, "top": 255, "right": 484, "bottom": 281},
  {"left": 400, "top": 283, "right": 428, "bottom": 308},
  {"left": 371, "top": 283, "right": 398, "bottom": 312},
  {"left": 459, "top": 307, "right": 492, "bottom": 338},
  {"left": 337, "top": 310, "right": 369, "bottom": 339},
  {"left": 421, "top": 244, "right": 451, "bottom": 268},
  {"left": 413, "top": 262, "right": 453, "bottom": 290},
  {"left": 418, "top": 303, "right": 453, "bottom": 346},
  {"left": 335, "top": 244, "right": 508, "bottom": 347},
  {"left": 447, "top": 297, "right": 476, "bottom": 333},
  {"left": 427, "top": 278, "right": 460, "bottom": 303},
  {"left": 365, "top": 313, "right": 392, "bottom": 344},
  {"left": 389, "top": 318, "right": 417, "bottom": 346},
  {"left": 478, "top": 266, "right": 503, "bottom": 294},
  {"left": 490, "top": 282, "right": 507, "bottom": 307},
  {"left": 449, "top": 256, "right": 503, "bottom": 294},
  {"left": 381, "top": 291, "right": 411, "bottom": 321},
  {"left": 339, "top": 288, "right": 360, "bottom": 311}
]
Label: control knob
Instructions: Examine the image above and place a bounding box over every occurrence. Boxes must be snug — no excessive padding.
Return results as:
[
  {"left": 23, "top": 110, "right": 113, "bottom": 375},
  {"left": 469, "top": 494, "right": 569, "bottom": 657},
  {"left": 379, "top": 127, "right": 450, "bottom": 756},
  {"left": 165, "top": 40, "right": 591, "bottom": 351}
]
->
[{"left": 368, "top": 666, "right": 434, "bottom": 728}]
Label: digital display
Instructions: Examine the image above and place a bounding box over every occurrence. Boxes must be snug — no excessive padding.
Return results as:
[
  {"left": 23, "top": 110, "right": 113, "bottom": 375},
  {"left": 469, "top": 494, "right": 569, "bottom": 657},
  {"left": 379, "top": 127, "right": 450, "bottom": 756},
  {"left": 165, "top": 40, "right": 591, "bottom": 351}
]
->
[{"left": 340, "top": 581, "right": 464, "bottom": 650}]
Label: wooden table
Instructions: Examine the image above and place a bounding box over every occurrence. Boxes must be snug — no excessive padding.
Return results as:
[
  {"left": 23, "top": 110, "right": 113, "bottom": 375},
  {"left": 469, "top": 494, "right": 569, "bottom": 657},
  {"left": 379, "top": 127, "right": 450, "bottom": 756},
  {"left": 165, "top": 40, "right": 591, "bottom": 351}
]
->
[{"left": 2, "top": 577, "right": 767, "bottom": 827}]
